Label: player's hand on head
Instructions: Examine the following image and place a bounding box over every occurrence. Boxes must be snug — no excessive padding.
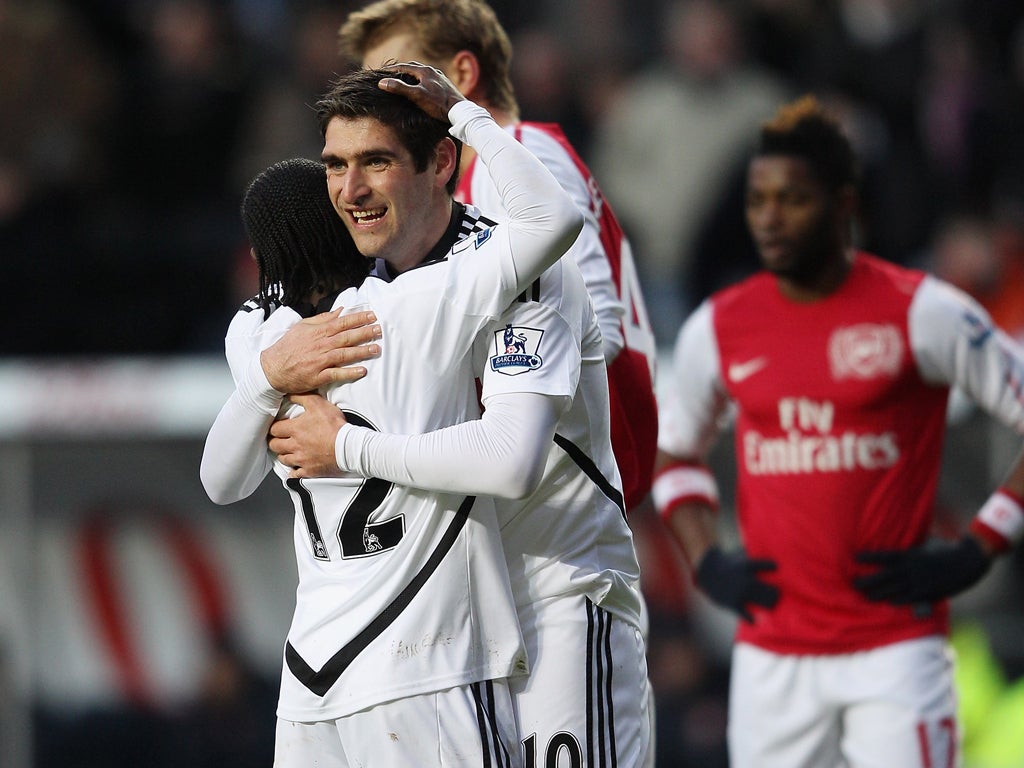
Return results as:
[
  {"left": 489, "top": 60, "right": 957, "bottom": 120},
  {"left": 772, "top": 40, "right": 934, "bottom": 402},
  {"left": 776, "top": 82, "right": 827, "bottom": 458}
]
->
[
  {"left": 260, "top": 308, "right": 381, "bottom": 393},
  {"left": 853, "top": 536, "right": 991, "bottom": 605},
  {"left": 268, "top": 393, "right": 349, "bottom": 478},
  {"left": 695, "top": 546, "right": 780, "bottom": 623},
  {"left": 378, "top": 62, "right": 466, "bottom": 122}
]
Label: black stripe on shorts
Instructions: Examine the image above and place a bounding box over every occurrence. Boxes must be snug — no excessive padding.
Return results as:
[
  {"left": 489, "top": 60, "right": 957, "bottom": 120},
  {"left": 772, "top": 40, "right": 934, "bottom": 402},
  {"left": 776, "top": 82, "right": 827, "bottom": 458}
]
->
[
  {"left": 586, "top": 599, "right": 618, "bottom": 768},
  {"left": 472, "top": 680, "right": 512, "bottom": 768}
]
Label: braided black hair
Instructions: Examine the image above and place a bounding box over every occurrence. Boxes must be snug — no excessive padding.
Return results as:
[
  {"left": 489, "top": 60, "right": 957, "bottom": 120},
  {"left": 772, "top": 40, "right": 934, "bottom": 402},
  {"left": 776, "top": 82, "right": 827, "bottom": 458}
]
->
[{"left": 240, "top": 158, "right": 371, "bottom": 317}]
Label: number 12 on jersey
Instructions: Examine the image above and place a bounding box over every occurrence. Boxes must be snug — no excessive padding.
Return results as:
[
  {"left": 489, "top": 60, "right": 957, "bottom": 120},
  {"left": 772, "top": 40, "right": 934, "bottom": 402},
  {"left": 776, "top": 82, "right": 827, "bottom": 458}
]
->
[{"left": 285, "top": 411, "right": 403, "bottom": 560}]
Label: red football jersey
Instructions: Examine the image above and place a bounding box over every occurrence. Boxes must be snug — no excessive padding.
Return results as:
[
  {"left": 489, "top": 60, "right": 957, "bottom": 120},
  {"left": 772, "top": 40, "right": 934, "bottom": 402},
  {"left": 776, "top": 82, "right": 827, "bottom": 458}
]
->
[
  {"left": 713, "top": 255, "right": 949, "bottom": 652},
  {"left": 662, "top": 251, "right": 1024, "bottom": 653}
]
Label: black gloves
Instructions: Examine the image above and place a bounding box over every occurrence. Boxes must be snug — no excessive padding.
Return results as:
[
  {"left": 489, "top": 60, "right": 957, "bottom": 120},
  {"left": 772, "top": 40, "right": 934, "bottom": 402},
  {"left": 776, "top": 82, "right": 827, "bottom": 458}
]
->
[
  {"left": 695, "top": 546, "right": 780, "bottom": 623},
  {"left": 853, "top": 536, "right": 991, "bottom": 606}
]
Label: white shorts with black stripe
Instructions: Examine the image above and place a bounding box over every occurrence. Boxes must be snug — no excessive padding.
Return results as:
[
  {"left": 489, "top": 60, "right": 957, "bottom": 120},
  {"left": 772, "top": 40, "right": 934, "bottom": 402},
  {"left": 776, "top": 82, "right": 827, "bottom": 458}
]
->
[
  {"left": 274, "top": 678, "right": 519, "bottom": 767},
  {"left": 513, "top": 594, "right": 653, "bottom": 768}
]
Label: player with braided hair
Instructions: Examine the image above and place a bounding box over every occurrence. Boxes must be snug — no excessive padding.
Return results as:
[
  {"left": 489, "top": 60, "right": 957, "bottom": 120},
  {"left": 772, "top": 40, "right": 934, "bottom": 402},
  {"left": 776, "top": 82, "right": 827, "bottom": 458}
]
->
[
  {"left": 220, "top": 156, "right": 379, "bottom": 397},
  {"left": 240, "top": 158, "right": 372, "bottom": 317},
  {"left": 653, "top": 94, "right": 1024, "bottom": 767}
]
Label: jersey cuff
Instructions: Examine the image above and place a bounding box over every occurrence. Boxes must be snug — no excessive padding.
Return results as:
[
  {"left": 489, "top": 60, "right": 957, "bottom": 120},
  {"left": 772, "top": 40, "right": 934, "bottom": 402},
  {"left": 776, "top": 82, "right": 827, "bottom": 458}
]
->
[
  {"left": 448, "top": 101, "right": 492, "bottom": 141},
  {"left": 335, "top": 422, "right": 364, "bottom": 474},
  {"left": 971, "top": 489, "right": 1024, "bottom": 553},
  {"left": 652, "top": 462, "right": 719, "bottom": 523},
  {"left": 238, "top": 354, "right": 286, "bottom": 414}
]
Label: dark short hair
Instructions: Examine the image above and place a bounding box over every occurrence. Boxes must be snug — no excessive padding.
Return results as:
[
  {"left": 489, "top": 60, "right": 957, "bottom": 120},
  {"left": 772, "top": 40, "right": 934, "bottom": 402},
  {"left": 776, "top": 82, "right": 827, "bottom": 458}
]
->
[
  {"left": 315, "top": 67, "right": 462, "bottom": 194},
  {"left": 241, "top": 158, "right": 370, "bottom": 316},
  {"left": 756, "top": 95, "right": 860, "bottom": 193}
]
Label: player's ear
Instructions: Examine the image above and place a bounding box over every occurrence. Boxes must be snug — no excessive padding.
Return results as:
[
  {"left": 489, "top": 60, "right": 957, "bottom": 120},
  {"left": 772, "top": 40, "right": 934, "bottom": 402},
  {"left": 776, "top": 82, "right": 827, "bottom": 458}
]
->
[
  {"left": 434, "top": 137, "right": 459, "bottom": 188},
  {"left": 447, "top": 50, "right": 481, "bottom": 100}
]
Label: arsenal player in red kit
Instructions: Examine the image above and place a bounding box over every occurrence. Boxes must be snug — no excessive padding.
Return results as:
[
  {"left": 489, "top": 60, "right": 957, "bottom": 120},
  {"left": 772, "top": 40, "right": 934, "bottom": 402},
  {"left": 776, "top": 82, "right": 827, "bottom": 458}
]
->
[{"left": 653, "top": 95, "right": 1024, "bottom": 768}]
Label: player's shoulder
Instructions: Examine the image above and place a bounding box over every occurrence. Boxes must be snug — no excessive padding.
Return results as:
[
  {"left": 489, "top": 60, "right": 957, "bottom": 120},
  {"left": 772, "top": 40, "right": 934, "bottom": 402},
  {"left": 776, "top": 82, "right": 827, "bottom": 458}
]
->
[
  {"left": 223, "top": 298, "right": 302, "bottom": 375},
  {"left": 237, "top": 301, "right": 303, "bottom": 337},
  {"left": 226, "top": 295, "right": 268, "bottom": 338},
  {"left": 676, "top": 298, "right": 716, "bottom": 349},
  {"left": 458, "top": 203, "right": 501, "bottom": 239},
  {"left": 236, "top": 294, "right": 265, "bottom": 314},
  {"left": 909, "top": 269, "right": 988, "bottom": 330},
  {"left": 853, "top": 251, "right": 927, "bottom": 295},
  {"left": 514, "top": 121, "right": 569, "bottom": 147},
  {"left": 514, "top": 122, "right": 585, "bottom": 171},
  {"left": 711, "top": 270, "right": 776, "bottom": 315},
  {"left": 538, "top": 252, "right": 584, "bottom": 296}
]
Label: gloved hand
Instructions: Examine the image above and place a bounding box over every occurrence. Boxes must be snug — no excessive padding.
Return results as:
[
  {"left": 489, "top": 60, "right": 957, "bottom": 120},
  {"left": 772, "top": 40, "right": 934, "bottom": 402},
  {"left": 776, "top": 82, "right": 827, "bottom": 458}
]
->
[
  {"left": 853, "top": 536, "right": 991, "bottom": 605},
  {"left": 695, "top": 546, "right": 780, "bottom": 623}
]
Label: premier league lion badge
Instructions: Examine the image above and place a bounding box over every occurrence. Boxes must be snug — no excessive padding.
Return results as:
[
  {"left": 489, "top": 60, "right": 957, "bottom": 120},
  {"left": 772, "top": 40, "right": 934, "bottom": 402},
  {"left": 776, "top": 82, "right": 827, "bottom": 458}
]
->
[{"left": 490, "top": 323, "right": 544, "bottom": 375}]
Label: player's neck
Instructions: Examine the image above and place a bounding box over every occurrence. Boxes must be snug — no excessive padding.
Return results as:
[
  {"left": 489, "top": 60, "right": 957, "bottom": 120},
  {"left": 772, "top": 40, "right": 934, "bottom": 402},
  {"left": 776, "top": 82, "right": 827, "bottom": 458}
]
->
[
  {"left": 387, "top": 199, "right": 459, "bottom": 275},
  {"left": 776, "top": 249, "right": 854, "bottom": 303}
]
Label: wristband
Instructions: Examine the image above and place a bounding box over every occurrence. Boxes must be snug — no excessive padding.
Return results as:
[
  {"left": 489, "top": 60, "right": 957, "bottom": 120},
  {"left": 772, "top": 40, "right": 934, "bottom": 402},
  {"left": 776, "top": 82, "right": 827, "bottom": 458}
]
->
[
  {"left": 970, "top": 489, "right": 1024, "bottom": 553},
  {"left": 652, "top": 463, "right": 719, "bottom": 523}
]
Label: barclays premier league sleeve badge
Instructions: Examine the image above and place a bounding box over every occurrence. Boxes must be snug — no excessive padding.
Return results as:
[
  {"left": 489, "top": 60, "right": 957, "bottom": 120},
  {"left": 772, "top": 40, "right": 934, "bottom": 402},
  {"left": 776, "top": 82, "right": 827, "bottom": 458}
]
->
[{"left": 490, "top": 323, "right": 544, "bottom": 375}]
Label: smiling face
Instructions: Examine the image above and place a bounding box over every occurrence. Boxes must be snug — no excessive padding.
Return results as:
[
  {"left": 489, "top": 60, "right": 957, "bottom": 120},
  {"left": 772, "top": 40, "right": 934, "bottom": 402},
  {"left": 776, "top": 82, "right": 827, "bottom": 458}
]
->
[
  {"left": 322, "top": 114, "right": 454, "bottom": 273},
  {"left": 745, "top": 154, "right": 848, "bottom": 288}
]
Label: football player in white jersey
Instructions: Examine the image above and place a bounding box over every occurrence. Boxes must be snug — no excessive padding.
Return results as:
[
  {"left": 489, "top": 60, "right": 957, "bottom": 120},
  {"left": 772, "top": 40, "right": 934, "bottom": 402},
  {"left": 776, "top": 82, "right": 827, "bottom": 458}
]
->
[
  {"left": 337, "top": 0, "right": 659, "bottom": 514},
  {"left": 201, "top": 64, "right": 584, "bottom": 767},
  {"left": 273, "top": 241, "right": 654, "bottom": 767},
  {"left": 268, "top": 61, "right": 652, "bottom": 768},
  {"left": 651, "top": 94, "right": 1024, "bottom": 768}
]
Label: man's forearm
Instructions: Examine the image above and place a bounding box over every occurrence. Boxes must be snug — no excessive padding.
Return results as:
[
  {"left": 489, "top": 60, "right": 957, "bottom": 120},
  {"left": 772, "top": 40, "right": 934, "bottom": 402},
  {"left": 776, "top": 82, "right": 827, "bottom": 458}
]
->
[
  {"left": 449, "top": 101, "right": 583, "bottom": 289},
  {"left": 337, "top": 392, "right": 563, "bottom": 499}
]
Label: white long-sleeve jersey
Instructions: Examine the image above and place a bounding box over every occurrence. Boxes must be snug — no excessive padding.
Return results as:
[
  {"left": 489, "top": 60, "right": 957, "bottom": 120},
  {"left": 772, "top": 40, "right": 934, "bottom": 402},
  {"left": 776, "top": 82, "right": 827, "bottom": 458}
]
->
[
  {"left": 336, "top": 241, "right": 645, "bottom": 630},
  {"left": 200, "top": 100, "right": 583, "bottom": 720}
]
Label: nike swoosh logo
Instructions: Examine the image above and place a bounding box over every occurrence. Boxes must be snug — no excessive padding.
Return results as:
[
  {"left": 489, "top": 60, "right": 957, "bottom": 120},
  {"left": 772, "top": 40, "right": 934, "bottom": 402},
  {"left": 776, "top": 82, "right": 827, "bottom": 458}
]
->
[{"left": 728, "top": 356, "right": 768, "bottom": 383}]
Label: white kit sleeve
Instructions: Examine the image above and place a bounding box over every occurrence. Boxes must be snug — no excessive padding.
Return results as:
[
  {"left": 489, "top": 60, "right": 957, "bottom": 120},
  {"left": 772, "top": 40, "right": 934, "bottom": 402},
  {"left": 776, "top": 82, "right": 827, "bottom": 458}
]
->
[
  {"left": 910, "top": 275, "right": 1024, "bottom": 433},
  {"left": 200, "top": 353, "right": 284, "bottom": 504},
  {"left": 522, "top": 130, "right": 625, "bottom": 361},
  {"left": 448, "top": 101, "right": 583, "bottom": 289},
  {"left": 335, "top": 392, "right": 565, "bottom": 499},
  {"left": 657, "top": 300, "right": 733, "bottom": 459}
]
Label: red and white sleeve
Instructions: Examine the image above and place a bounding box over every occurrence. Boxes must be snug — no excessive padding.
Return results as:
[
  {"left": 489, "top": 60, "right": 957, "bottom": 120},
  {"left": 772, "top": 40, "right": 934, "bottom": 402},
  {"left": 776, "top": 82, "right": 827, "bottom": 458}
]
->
[{"left": 970, "top": 488, "right": 1024, "bottom": 553}]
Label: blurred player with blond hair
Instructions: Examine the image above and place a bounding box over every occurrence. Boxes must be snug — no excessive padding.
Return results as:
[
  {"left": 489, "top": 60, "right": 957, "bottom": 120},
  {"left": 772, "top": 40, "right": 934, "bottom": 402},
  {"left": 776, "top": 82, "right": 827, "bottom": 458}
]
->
[{"left": 338, "top": 0, "right": 659, "bottom": 513}]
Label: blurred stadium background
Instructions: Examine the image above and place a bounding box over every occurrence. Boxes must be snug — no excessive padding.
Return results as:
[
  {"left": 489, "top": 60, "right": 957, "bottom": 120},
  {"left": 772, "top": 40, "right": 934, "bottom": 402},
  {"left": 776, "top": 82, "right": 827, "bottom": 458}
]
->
[{"left": 3, "top": 0, "right": 1024, "bottom": 765}]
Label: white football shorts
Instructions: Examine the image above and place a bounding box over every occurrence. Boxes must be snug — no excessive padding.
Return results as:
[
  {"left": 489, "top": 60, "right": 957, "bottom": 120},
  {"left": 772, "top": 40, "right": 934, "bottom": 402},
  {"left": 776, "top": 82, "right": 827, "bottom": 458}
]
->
[
  {"left": 274, "top": 678, "right": 519, "bottom": 767},
  {"left": 728, "top": 636, "right": 959, "bottom": 768},
  {"left": 512, "top": 593, "right": 653, "bottom": 768}
]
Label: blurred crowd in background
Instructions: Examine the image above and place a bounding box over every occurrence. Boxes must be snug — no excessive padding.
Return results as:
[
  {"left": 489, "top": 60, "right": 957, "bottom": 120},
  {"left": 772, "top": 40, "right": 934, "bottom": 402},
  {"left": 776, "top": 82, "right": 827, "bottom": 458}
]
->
[
  {"left": 4, "top": 0, "right": 1024, "bottom": 353},
  {"left": 4, "top": 0, "right": 1024, "bottom": 765}
]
